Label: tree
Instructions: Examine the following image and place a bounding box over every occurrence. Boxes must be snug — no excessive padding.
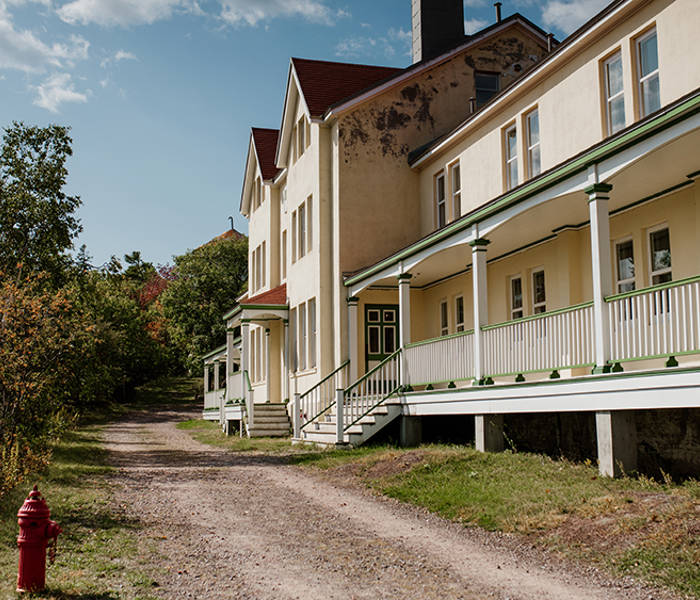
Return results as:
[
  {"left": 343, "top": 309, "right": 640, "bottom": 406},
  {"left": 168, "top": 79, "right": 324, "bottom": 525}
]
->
[
  {"left": 0, "top": 122, "right": 82, "bottom": 283},
  {"left": 161, "top": 235, "right": 248, "bottom": 373}
]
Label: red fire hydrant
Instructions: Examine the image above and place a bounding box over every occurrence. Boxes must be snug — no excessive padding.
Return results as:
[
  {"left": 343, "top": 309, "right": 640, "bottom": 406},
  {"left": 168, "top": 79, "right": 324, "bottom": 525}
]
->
[{"left": 16, "top": 485, "right": 62, "bottom": 593}]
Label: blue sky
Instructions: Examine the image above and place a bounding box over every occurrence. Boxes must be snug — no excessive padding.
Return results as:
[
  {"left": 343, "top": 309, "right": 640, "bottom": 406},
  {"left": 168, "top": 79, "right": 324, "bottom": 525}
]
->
[{"left": 0, "top": 0, "right": 606, "bottom": 267}]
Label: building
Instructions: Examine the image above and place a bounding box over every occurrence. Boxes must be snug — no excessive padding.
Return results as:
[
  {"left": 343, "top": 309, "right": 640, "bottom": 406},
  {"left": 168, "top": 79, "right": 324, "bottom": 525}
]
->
[{"left": 205, "top": 0, "right": 700, "bottom": 478}]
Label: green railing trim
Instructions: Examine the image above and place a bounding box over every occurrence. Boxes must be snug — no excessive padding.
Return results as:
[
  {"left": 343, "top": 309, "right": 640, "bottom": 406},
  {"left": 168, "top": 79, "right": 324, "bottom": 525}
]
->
[
  {"left": 609, "top": 348, "right": 700, "bottom": 364},
  {"left": 408, "top": 376, "right": 475, "bottom": 387},
  {"left": 345, "top": 349, "right": 402, "bottom": 395},
  {"left": 405, "top": 329, "right": 474, "bottom": 349},
  {"left": 343, "top": 385, "right": 403, "bottom": 431},
  {"left": 202, "top": 344, "right": 227, "bottom": 361},
  {"left": 299, "top": 360, "right": 350, "bottom": 400},
  {"left": 487, "top": 362, "right": 595, "bottom": 379},
  {"left": 243, "top": 370, "right": 253, "bottom": 392},
  {"left": 605, "top": 274, "right": 700, "bottom": 302},
  {"left": 482, "top": 301, "right": 594, "bottom": 331}
]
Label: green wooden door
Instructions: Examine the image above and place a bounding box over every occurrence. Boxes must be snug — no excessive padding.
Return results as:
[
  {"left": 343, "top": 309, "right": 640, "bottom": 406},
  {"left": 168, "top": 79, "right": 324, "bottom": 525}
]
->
[{"left": 365, "top": 304, "right": 399, "bottom": 371}]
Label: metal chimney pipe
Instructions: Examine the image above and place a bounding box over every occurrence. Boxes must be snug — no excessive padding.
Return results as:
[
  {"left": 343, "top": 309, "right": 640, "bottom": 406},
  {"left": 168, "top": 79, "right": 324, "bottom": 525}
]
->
[
  {"left": 494, "top": 2, "right": 502, "bottom": 22},
  {"left": 469, "top": 97, "right": 476, "bottom": 114},
  {"left": 547, "top": 33, "right": 554, "bottom": 52}
]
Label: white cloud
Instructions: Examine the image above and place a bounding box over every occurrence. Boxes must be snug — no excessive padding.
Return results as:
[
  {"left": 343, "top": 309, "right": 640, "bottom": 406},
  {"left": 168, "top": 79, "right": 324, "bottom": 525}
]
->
[
  {"left": 114, "top": 49, "right": 137, "bottom": 61},
  {"left": 542, "top": 0, "right": 608, "bottom": 35},
  {"left": 464, "top": 17, "right": 487, "bottom": 34},
  {"left": 99, "top": 77, "right": 109, "bottom": 87},
  {"left": 33, "top": 72, "right": 88, "bottom": 112},
  {"left": 0, "top": 3, "right": 89, "bottom": 73},
  {"left": 219, "top": 0, "right": 340, "bottom": 27},
  {"left": 335, "top": 26, "right": 411, "bottom": 61},
  {"left": 57, "top": 0, "right": 195, "bottom": 26},
  {"left": 463, "top": 0, "right": 486, "bottom": 7}
]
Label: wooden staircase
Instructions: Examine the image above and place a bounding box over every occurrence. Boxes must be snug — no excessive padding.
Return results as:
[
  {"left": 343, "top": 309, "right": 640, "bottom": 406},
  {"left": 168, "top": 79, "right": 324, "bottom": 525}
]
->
[{"left": 247, "top": 404, "right": 291, "bottom": 438}]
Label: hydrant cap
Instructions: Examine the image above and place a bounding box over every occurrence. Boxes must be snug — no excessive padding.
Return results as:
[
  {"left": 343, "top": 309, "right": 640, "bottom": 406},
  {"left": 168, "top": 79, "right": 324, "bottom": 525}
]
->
[{"left": 17, "top": 485, "right": 50, "bottom": 520}]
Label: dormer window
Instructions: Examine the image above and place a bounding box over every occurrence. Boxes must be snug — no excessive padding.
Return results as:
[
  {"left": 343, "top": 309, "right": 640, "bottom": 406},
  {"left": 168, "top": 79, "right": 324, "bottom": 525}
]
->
[
  {"left": 296, "top": 117, "right": 310, "bottom": 160},
  {"left": 475, "top": 71, "right": 499, "bottom": 107}
]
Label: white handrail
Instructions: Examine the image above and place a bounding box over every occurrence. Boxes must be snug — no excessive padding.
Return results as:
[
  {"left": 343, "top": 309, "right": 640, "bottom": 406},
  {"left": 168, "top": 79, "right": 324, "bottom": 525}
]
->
[
  {"left": 298, "top": 361, "right": 349, "bottom": 431},
  {"left": 405, "top": 331, "right": 474, "bottom": 385}
]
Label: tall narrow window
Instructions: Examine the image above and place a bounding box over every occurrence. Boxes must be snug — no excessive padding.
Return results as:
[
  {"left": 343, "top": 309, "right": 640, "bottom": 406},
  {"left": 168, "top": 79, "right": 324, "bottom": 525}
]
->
[
  {"left": 261, "top": 241, "right": 266, "bottom": 289},
  {"left": 504, "top": 124, "right": 518, "bottom": 191},
  {"left": 297, "top": 117, "right": 306, "bottom": 157},
  {"left": 281, "top": 185, "right": 287, "bottom": 214},
  {"left": 615, "top": 239, "right": 635, "bottom": 292},
  {"left": 305, "top": 119, "right": 311, "bottom": 150},
  {"left": 450, "top": 163, "right": 461, "bottom": 221},
  {"left": 299, "top": 302, "right": 307, "bottom": 371},
  {"left": 290, "top": 308, "right": 297, "bottom": 372},
  {"left": 281, "top": 230, "right": 287, "bottom": 280},
  {"left": 250, "top": 249, "right": 256, "bottom": 292},
  {"left": 510, "top": 276, "right": 523, "bottom": 319},
  {"left": 291, "top": 125, "right": 298, "bottom": 163},
  {"left": 308, "top": 298, "right": 316, "bottom": 369},
  {"left": 435, "top": 172, "right": 446, "bottom": 229},
  {"left": 291, "top": 211, "right": 297, "bottom": 263},
  {"left": 306, "top": 196, "right": 313, "bottom": 252},
  {"left": 603, "top": 52, "right": 626, "bottom": 134},
  {"left": 440, "top": 300, "right": 448, "bottom": 336},
  {"left": 649, "top": 227, "right": 671, "bottom": 285},
  {"left": 525, "top": 108, "right": 541, "bottom": 178},
  {"left": 532, "top": 270, "right": 546, "bottom": 314},
  {"left": 256, "top": 246, "right": 262, "bottom": 291},
  {"left": 298, "top": 202, "right": 306, "bottom": 258},
  {"left": 475, "top": 72, "right": 499, "bottom": 107},
  {"left": 455, "top": 296, "right": 464, "bottom": 332},
  {"left": 637, "top": 29, "right": 660, "bottom": 117}
]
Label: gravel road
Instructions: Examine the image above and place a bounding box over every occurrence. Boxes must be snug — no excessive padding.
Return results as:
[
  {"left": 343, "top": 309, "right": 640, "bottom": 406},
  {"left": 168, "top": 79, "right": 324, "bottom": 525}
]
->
[{"left": 103, "top": 404, "right": 680, "bottom": 600}]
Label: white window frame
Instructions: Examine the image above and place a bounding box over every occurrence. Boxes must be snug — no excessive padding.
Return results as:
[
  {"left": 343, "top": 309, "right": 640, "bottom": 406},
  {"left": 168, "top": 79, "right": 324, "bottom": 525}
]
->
[
  {"left": 308, "top": 298, "right": 316, "bottom": 369},
  {"left": 261, "top": 241, "right": 266, "bottom": 289},
  {"left": 510, "top": 275, "right": 524, "bottom": 320},
  {"left": 454, "top": 295, "right": 465, "bottom": 332},
  {"left": 647, "top": 224, "right": 672, "bottom": 286},
  {"left": 449, "top": 162, "right": 461, "bottom": 222},
  {"left": 298, "top": 202, "right": 306, "bottom": 258},
  {"left": 525, "top": 107, "right": 540, "bottom": 178},
  {"left": 532, "top": 268, "right": 546, "bottom": 314},
  {"left": 439, "top": 299, "right": 449, "bottom": 336},
  {"left": 291, "top": 210, "right": 297, "bottom": 263},
  {"left": 306, "top": 196, "right": 313, "bottom": 253},
  {"left": 636, "top": 27, "right": 660, "bottom": 118},
  {"left": 299, "top": 302, "right": 307, "bottom": 371},
  {"left": 435, "top": 171, "right": 446, "bottom": 229},
  {"left": 603, "top": 51, "right": 626, "bottom": 135},
  {"left": 281, "top": 230, "right": 287, "bottom": 281},
  {"left": 297, "top": 117, "right": 306, "bottom": 158},
  {"left": 504, "top": 123, "right": 518, "bottom": 191},
  {"left": 614, "top": 237, "right": 636, "bottom": 293}
]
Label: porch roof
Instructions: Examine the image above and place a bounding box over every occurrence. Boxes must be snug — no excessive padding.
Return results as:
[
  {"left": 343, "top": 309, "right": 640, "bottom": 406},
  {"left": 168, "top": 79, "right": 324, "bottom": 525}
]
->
[
  {"left": 202, "top": 344, "right": 226, "bottom": 363},
  {"left": 223, "top": 283, "right": 288, "bottom": 321},
  {"left": 344, "top": 88, "right": 700, "bottom": 291}
]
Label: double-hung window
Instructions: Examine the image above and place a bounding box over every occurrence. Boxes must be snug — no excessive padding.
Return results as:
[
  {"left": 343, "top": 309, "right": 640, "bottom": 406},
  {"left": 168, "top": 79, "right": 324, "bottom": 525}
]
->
[
  {"left": 435, "top": 172, "right": 446, "bottom": 229},
  {"left": 439, "top": 300, "right": 449, "bottom": 336},
  {"left": 261, "top": 241, "right": 266, "bottom": 289},
  {"left": 455, "top": 296, "right": 465, "bottom": 332},
  {"left": 615, "top": 239, "right": 635, "bottom": 292},
  {"left": 450, "top": 163, "right": 461, "bottom": 221},
  {"left": 308, "top": 298, "right": 317, "bottom": 369},
  {"left": 510, "top": 276, "right": 523, "bottom": 319},
  {"left": 649, "top": 226, "right": 671, "bottom": 285},
  {"left": 504, "top": 123, "right": 518, "bottom": 191},
  {"left": 291, "top": 211, "right": 297, "bottom": 263},
  {"left": 525, "top": 108, "right": 541, "bottom": 178},
  {"left": 474, "top": 72, "right": 499, "bottom": 107},
  {"left": 603, "top": 51, "right": 626, "bottom": 135},
  {"left": 532, "top": 269, "right": 546, "bottom": 314},
  {"left": 299, "top": 303, "right": 307, "bottom": 371},
  {"left": 636, "top": 28, "right": 660, "bottom": 117},
  {"left": 306, "top": 196, "right": 313, "bottom": 252},
  {"left": 298, "top": 202, "right": 306, "bottom": 258}
]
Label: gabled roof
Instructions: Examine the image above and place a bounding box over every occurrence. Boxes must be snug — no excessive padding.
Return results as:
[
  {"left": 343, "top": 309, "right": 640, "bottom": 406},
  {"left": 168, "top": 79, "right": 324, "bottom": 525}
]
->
[
  {"left": 291, "top": 58, "right": 403, "bottom": 119},
  {"left": 245, "top": 283, "right": 287, "bottom": 306},
  {"left": 251, "top": 128, "right": 281, "bottom": 181}
]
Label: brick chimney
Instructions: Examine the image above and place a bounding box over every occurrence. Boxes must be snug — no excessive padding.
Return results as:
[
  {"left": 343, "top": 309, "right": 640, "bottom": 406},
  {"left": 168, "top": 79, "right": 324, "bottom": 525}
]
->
[{"left": 412, "top": 0, "right": 465, "bottom": 64}]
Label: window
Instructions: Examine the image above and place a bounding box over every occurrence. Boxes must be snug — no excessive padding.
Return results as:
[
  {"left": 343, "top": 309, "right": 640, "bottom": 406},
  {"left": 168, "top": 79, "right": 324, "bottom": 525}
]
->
[
  {"left": 440, "top": 300, "right": 448, "bottom": 336},
  {"left": 455, "top": 296, "right": 464, "bottom": 332},
  {"left": 450, "top": 163, "right": 461, "bottom": 221},
  {"left": 291, "top": 124, "right": 297, "bottom": 163},
  {"left": 532, "top": 270, "right": 546, "bottom": 314},
  {"left": 615, "top": 239, "right": 635, "bottom": 293},
  {"left": 291, "top": 211, "right": 297, "bottom": 263},
  {"left": 636, "top": 28, "right": 660, "bottom": 117},
  {"left": 308, "top": 298, "right": 316, "bottom": 369},
  {"left": 298, "top": 202, "right": 306, "bottom": 258},
  {"left": 649, "top": 226, "right": 671, "bottom": 285},
  {"left": 250, "top": 248, "right": 255, "bottom": 292},
  {"left": 525, "top": 108, "right": 541, "bottom": 178},
  {"left": 261, "top": 241, "right": 266, "bottom": 289},
  {"left": 603, "top": 51, "right": 626, "bottom": 135},
  {"left": 475, "top": 71, "right": 499, "bottom": 107},
  {"left": 281, "top": 230, "right": 287, "bottom": 280},
  {"left": 290, "top": 308, "right": 297, "bottom": 372},
  {"left": 510, "top": 276, "right": 523, "bottom": 319},
  {"left": 297, "top": 117, "right": 306, "bottom": 158},
  {"left": 305, "top": 119, "right": 311, "bottom": 150},
  {"left": 435, "top": 171, "right": 446, "bottom": 228},
  {"left": 255, "top": 246, "right": 262, "bottom": 291},
  {"left": 306, "top": 196, "right": 313, "bottom": 252},
  {"left": 281, "top": 185, "right": 287, "bottom": 213},
  {"left": 504, "top": 123, "right": 518, "bottom": 191},
  {"left": 299, "top": 303, "right": 307, "bottom": 371}
]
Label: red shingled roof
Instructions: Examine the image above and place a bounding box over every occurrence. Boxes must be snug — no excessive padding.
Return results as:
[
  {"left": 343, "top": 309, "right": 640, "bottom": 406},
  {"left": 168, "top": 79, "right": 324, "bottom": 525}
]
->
[
  {"left": 245, "top": 283, "right": 287, "bottom": 306},
  {"left": 292, "top": 58, "right": 403, "bottom": 118},
  {"left": 251, "top": 128, "right": 281, "bottom": 181}
]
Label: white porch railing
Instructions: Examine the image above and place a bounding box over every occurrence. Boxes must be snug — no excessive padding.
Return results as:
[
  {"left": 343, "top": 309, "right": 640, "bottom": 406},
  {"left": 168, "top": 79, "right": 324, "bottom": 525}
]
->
[
  {"left": 607, "top": 276, "right": 700, "bottom": 364},
  {"left": 340, "top": 350, "right": 402, "bottom": 434},
  {"left": 298, "top": 360, "right": 349, "bottom": 432},
  {"left": 404, "top": 330, "right": 474, "bottom": 386},
  {"left": 204, "top": 389, "right": 221, "bottom": 410},
  {"left": 482, "top": 302, "right": 595, "bottom": 378},
  {"left": 228, "top": 371, "right": 242, "bottom": 401}
]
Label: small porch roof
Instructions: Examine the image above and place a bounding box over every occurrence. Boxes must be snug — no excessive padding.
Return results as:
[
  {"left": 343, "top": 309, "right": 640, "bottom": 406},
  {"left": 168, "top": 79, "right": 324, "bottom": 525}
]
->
[
  {"left": 202, "top": 344, "right": 226, "bottom": 364},
  {"left": 224, "top": 283, "right": 289, "bottom": 326}
]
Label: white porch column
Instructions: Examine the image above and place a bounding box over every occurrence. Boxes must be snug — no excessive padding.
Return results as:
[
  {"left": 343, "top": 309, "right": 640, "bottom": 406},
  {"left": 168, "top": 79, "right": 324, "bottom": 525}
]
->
[
  {"left": 470, "top": 238, "right": 490, "bottom": 384},
  {"left": 283, "top": 319, "right": 289, "bottom": 403},
  {"left": 203, "top": 363, "right": 210, "bottom": 396},
  {"left": 347, "top": 296, "right": 359, "bottom": 384},
  {"left": 213, "top": 360, "right": 220, "bottom": 393},
  {"left": 265, "top": 328, "right": 271, "bottom": 403},
  {"left": 241, "top": 320, "right": 250, "bottom": 401},
  {"left": 398, "top": 273, "right": 412, "bottom": 389},
  {"left": 586, "top": 183, "right": 613, "bottom": 373},
  {"left": 226, "top": 329, "right": 234, "bottom": 401}
]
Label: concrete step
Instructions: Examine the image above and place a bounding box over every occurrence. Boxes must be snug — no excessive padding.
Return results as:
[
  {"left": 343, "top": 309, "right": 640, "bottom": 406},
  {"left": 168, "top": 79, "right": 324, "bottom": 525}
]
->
[
  {"left": 253, "top": 416, "right": 290, "bottom": 424},
  {"left": 249, "top": 429, "right": 290, "bottom": 438}
]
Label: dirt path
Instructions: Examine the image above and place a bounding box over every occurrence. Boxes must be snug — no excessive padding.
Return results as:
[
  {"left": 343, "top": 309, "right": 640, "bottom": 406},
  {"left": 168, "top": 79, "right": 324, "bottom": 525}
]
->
[{"left": 103, "top": 405, "right": 678, "bottom": 600}]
